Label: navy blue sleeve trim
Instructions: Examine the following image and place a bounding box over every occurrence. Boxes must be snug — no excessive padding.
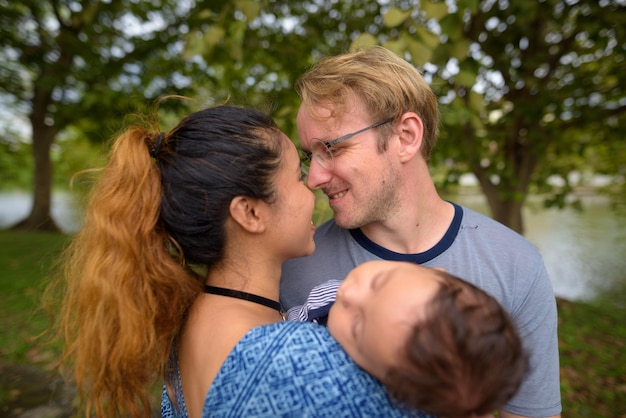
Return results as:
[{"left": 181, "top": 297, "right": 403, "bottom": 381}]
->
[{"left": 307, "top": 304, "right": 332, "bottom": 326}]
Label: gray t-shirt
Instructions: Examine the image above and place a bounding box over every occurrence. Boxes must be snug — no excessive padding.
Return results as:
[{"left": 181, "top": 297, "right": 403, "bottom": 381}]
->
[{"left": 280, "top": 203, "right": 562, "bottom": 417}]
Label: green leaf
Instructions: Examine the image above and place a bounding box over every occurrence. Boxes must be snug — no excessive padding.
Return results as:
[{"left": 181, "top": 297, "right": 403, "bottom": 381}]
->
[
  {"left": 382, "top": 38, "right": 407, "bottom": 56},
  {"left": 443, "top": 103, "right": 470, "bottom": 126},
  {"left": 203, "top": 26, "right": 226, "bottom": 49},
  {"left": 421, "top": 0, "right": 449, "bottom": 20},
  {"left": 468, "top": 90, "right": 485, "bottom": 114},
  {"left": 405, "top": 37, "right": 433, "bottom": 66},
  {"left": 457, "top": 0, "right": 480, "bottom": 14},
  {"left": 350, "top": 33, "right": 378, "bottom": 51},
  {"left": 235, "top": 0, "right": 261, "bottom": 21},
  {"left": 439, "top": 13, "right": 463, "bottom": 41},
  {"left": 415, "top": 26, "right": 440, "bottom": 49},
  {"left": 456, "top": 69, "right": 477, "bottom": 86},
  {"left": 183, "top": 33, "right": 205, "bottom": 59},
  {"left": 383, "top": 7, "right": 411, "bottom": 28},
  {"left": 450, "top": 38, "right": 472, "bottom": 60},
  {"left": 470, "top": 113, "right": 484, "bottom": 130}
]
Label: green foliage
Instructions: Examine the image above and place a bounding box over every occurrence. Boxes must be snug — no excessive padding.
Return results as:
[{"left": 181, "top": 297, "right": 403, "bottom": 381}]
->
[
  {"left": 346, "top": 0, "right": 626, "bottom": 231},
  {"left": 0, "top": 1, "right": 200, "bottom": 133},
  {"left": 189, "top": 0, "right": 624, "bottom": 231},
  {"left": 0, "top": 0, "right": 624, "bottom": 232},
  {"left": 52, "top": 128, "right": 108, "bottom": 192},
  {"left": 0, "top": 139, "right": 32, "bottom": 190},
  {"left": 0, "top": 0, "right": 238, "bottom": 229},
  {"left": 557, "top": 298, "right": 626, "bottom": 416},
  {"left": 0, "top": 231, "right": 70, "bottom": 365}
]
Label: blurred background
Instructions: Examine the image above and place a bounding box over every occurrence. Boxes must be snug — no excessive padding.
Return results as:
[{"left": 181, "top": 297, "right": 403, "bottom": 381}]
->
[{"left": 1, "top": 1, "right": 624, "bottom": 417}]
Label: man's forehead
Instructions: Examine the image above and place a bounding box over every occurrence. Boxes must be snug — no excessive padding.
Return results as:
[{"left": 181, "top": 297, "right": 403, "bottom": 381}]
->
[{"left": 300, "top": 97, "right": 368, "bottom": 127}]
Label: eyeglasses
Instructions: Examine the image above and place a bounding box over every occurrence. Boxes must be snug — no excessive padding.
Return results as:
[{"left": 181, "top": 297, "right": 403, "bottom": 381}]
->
[{"left": 300, "top": 117, "right": 393, "bottom": 173}]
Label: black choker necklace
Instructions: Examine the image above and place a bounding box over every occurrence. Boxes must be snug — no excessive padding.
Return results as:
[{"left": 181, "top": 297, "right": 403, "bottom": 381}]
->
[{"left": 203, "top": 285, "right": 283, "bottom": 314}]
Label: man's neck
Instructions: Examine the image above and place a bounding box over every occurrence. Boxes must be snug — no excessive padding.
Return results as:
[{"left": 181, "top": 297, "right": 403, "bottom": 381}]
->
[{"left": 359, "top": 197, "right": 454, "bottom": 254}]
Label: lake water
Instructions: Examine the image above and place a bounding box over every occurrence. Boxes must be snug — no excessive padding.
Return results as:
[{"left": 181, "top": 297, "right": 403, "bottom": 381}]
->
[
  {"left": 1, "top": 190, "right": 624, "bottom": 303},
  {"left": 448, "top": 192, "right": 626, "bottom": 304}
]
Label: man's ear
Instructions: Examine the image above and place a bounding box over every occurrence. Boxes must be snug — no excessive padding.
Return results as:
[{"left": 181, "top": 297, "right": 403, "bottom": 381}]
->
[
  {"left": 395, "top": 112, "right": 423, "bottom": 163},
  {"left": 229, "top": 196, "right": 267, "bottom": 233}
]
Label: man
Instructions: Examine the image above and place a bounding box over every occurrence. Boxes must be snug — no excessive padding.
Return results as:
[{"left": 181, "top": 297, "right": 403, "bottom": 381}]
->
[{"left": 280, "top": 46, "right": 562, "bottom": 418}]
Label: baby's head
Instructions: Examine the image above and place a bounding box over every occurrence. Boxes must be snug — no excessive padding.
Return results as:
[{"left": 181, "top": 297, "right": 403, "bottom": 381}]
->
[{"left": 327, "top": 260, "right": 527, "bottom": 417}]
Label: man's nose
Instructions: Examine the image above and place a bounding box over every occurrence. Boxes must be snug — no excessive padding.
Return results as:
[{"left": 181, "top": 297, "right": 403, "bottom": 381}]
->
[{"left": 306, "top": 157, "right": 332, "bottom": 189}]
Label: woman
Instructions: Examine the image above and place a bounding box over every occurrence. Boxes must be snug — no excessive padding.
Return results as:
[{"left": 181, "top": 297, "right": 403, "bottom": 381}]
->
[{"left": 48, "top": 104, "right": 428, "bottom": 418}]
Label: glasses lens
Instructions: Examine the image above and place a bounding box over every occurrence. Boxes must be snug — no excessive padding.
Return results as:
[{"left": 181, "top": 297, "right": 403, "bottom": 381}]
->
[{"left": 311, "top": 139, "right": 333, "bottom": 169}]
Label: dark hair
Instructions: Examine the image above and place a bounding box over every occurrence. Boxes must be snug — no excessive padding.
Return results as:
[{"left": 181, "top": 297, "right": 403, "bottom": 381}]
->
[
  {"left": 49, "top": 104, "right": 285, "bottom": 417},
  {"left": 384, "top": 271, "right": 528, "bottom": 417},
  {"left": 155, "top": 105, "right": 283, "bottom": 267}
]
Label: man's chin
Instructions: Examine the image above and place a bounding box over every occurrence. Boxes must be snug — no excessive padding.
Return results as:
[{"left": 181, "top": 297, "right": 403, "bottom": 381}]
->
[{"left": 333, "top": 216, "right": 360, "bottom": 230}]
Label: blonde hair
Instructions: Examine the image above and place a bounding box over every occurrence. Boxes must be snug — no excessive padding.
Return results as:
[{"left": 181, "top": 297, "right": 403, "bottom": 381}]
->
[{"left": 296, "top": 46, "right": 439, "bottom": 159}]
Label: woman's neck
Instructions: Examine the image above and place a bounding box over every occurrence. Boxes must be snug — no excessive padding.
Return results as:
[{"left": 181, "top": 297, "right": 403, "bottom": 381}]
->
[{"left": 205, "top": 261, "right": 281, "bottom": 305}]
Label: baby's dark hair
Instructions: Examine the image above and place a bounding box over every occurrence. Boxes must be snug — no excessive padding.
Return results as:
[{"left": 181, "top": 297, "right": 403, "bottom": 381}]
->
[{"left": 384, "top": 271, "right": 528, "bottom": 417}]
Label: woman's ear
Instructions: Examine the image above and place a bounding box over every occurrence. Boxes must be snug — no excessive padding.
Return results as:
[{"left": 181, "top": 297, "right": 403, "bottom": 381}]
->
[
  {"left": 395, "top": 112, "right": 423, "bottom": 163},
  {"left": 229, "top": 196, "right": 267, "bottom": 233}
]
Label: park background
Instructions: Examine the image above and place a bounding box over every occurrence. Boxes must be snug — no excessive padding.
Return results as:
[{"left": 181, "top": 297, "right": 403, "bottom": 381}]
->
[{"left": 1, "top": 1, "right": 624, "bottom": 417}]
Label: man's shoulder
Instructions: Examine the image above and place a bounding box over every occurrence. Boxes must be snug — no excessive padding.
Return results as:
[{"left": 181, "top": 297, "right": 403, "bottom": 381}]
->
[
  {"left": 457, "top": 205, "right": 537, "bottom": 248},
  {"left": 285, "top": 219, "right": 353, "bottom": 265},
  {"left": 281, "top": 219, "right": 360, "bottom": 309},
  {"left": 458, "top": 205, "right": 510, "bottom": 229},
  {"left": 314, "top": 218, "right": 347, "bottom": 240}
]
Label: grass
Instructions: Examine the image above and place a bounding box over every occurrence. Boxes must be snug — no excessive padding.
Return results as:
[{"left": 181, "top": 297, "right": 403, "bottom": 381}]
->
[
  {"left": 557, "top": 298, "right": 626, "bottom": 416},
  {"left": 0, "top": 231, "right": 625, "bottom": 417},
  {"left": 0, "top": 231, "right": 70, "bottom": 367}
]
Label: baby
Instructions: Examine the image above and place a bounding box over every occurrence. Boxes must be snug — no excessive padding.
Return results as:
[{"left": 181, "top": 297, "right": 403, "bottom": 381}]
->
[{"left": 287, "top": 260, "right": 528, "bottom": 418}]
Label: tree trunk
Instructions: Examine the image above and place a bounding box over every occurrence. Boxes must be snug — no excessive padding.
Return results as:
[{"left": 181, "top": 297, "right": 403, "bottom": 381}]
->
[
  {"left": 487, "top": 195, "right": 525, "bottom": 235},
  {"left": 473, "top": 167, "right": 527, "bottom": 235},
  {"left": 11, "top": 87, "right": 59, "bottom": 232}
]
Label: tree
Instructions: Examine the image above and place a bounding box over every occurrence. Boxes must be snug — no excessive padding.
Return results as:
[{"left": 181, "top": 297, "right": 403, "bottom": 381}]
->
[
  {"left": 180, "top": 0, "right": 390, "bottom": 134},
  {"left": 357, "top": 0, "right": 626, "bottom": 233},
  {"left": 0, "top": 0, "right": 206, "bottom": 231},
  {"left": 2, "top": 0, "right": 623, "bottom": 234},
  {"left": 193, "top": 0, "right": 626, "bottom": 234},
  {"left": 169, "top": 0, "right": 392, "bottom": 222}
]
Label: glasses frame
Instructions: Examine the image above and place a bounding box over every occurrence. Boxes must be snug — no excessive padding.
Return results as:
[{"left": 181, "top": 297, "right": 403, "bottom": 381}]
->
[{"left": 302, "top": 117, "right": 394, "bottom": 172}]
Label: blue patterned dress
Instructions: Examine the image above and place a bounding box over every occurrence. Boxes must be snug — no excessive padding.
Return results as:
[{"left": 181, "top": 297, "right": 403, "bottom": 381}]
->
[{"left": 161, "top": 321, "right": 432, "bottom": 418}]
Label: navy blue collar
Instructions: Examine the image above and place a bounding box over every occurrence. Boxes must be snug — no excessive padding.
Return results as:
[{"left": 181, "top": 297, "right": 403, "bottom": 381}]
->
[{"left": 349, "top": 202, "right": 462, "bottom": 263}]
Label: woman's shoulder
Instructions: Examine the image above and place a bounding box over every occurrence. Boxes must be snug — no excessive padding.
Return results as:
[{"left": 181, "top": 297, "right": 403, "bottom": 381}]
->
[
  {"left": 216, "top": 321, "right": 342, "bottom": 376},
  {"left": 204, "top": 321, "right": 430, "bottom": 417},
  {"left": 239, "top": 319, "right": 325, "bottom": 342}
]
